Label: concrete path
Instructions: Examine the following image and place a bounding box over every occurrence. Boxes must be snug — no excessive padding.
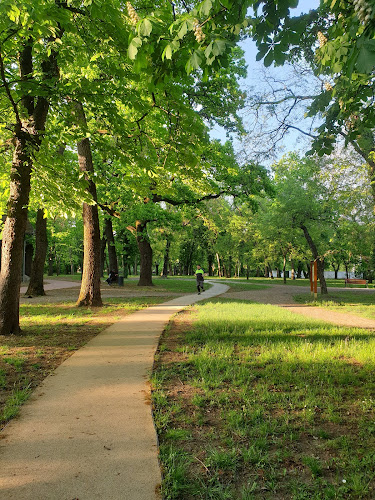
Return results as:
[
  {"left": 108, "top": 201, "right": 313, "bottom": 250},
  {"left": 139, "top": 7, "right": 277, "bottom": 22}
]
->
[
  {"left": 0, "top": 282, "right": 228, "bottom": 500},
  {"left": 20, "top": 280, "right": 81, "bottom": 295}
]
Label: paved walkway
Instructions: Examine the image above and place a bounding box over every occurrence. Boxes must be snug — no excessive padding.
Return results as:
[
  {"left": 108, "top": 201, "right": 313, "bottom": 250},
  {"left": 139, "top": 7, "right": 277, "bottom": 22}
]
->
[
  {"left": 20, "top": 280, "right": 81, "bottom": 295},
  {"left": 0, "top": 282, "right": 229, "bottom": 500}
]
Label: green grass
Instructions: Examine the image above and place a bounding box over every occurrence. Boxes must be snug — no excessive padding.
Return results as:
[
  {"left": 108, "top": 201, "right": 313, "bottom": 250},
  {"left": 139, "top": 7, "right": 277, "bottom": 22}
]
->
[
  {"left": 1, "top": 386, "right": 32, "bottom": 422},
  {"left": 294, "top": 291, "right": 375, "bottom": 320},
  {"left": 153, "top": 299, "right": 375, "bottom": 499},
  {"left": 212, "top": 277, "right": 375, "bottom": 289}
]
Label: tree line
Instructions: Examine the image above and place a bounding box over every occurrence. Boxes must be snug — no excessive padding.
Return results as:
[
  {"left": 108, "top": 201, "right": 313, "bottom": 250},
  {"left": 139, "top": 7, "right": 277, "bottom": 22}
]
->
[{"left": 0, "top": 0, "right": 374, "bottom": 334}]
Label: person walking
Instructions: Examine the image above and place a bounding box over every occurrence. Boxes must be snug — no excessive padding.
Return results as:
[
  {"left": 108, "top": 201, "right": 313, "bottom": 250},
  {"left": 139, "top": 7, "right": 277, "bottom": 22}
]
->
[{"left": 195, "top": 265, "right": 205, "bottom": 294}]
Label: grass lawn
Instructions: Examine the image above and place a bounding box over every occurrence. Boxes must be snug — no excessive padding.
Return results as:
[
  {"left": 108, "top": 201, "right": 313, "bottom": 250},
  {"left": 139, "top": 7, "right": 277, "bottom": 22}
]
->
[
  {"left": 294, "top": 291, "right": 375, "bottom": 321},
  {"left": 211, "top": 277, "right": 375, "bottom": 289},
  {"left": 0, "top": 296, "right": 168, "bottom": 429},
  {"left": 45, "top": 275, "right": 209, "bottom": 294},
  {"left": 153, "top": 299, "right": 375, "bottom": 499}
]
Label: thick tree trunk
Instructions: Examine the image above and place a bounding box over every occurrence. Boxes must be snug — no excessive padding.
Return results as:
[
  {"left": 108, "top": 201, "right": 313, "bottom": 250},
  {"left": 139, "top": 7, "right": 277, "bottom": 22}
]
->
[
  {"left": 162, "top": 238, "right": 171, "bottom": 277},
  {"left": 300, "top": 224, "right": 328, "bottom": 294},
  {"left": 136, "top": 220, "right": 154, "bottom": 286},
  {"left": 0, "top": 34, "right": 60, "bottom": 334},
  {"left": 25, "top": 209, "right": 47, "bottom": 296},
  {"left": 0, "top": 133, "right": 33, "bottom": 334},
  {"left": 75, "top": 103, "right": 102, "bottom": 307},
  {"left": 104, "top": 217, "right": 118, "bottom": 274}
]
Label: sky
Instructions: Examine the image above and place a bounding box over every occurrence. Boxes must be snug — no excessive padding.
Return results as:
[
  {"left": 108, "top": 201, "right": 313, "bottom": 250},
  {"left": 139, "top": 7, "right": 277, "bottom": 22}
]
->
[{"left": 210, "top": 0, "right": 321, "bottom": 163}]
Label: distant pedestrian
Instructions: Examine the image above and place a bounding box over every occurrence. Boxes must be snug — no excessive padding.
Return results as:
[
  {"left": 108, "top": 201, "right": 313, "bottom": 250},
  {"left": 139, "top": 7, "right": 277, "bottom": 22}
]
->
[
  {"left": 195, "top": 265, "right": 205, "bottom": 294},
  {"left": 106, "top": 270, "right": 118, "bottom": 285}
]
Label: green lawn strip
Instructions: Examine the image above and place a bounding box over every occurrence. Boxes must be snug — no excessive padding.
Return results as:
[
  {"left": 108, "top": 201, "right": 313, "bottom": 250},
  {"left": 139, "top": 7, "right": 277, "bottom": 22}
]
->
[
  {"left": 45, "top": 275, "right": 211, "bottom": 294},
  {"left": 0, "top": 296, "right": 168, "bottom": 428},
  {"left": 294, "top": 291, "right": 375, "bottom": 321},
  {"left": 153, "top": 299, "right": 375, "bottom": 499}
]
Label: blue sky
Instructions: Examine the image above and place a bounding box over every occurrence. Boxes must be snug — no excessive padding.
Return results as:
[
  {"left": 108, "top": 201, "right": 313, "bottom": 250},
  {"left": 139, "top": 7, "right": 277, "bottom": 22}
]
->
[{"left": 210, "top": 0, "right": 321, "bottom": 162}]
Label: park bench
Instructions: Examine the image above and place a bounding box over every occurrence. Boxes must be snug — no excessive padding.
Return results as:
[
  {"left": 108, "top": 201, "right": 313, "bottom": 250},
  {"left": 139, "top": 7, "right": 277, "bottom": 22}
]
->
[{"left": 345, "top": 278, "right": 368, "bottom": 288}]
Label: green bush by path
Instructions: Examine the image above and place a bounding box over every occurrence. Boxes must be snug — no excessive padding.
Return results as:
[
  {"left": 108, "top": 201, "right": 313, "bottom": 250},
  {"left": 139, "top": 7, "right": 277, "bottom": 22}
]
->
[{"left": 153, "top": 299, "right": 375, "bottom": 499}]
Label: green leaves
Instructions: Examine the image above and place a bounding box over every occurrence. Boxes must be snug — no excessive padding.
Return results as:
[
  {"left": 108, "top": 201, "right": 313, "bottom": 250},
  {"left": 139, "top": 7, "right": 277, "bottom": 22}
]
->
[
  {"left": 186, "top": 50, "right": 202, "bottom": 74},
  {"left": 199, "top": 0, "right": 213, "bottom": 16},
  {"left": 138, "top": 18, "right": 152, "bottom": 37},
  {"left": 128, "top": 37, "right": 142, "bottom": 60},
  {"left": 356, "top": 40, "right": 375, "bottom": 74}
]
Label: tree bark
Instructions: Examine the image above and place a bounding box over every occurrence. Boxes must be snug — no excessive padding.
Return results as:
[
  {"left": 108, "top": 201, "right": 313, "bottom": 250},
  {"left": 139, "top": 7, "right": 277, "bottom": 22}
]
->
[
  {"left": 283, "top": 256, "right": 287, "bottom": 284},
  {"left": 100, "top": 232, "right": 107, "bottom": 277},
  {"left": 0, "top": 35, "right": 54, "bottom": 334},
  {"left": 104, "top": 217, "right": 118, "bottom": 274},
  {"left": 25, "top": 209, "right": 47, "bottom": 296},
  {"left": 300, "top": 224, "right": 328, "bottom": 294},
  {"left": 75, "top": 103, "right": 102, "bottom": 307},
  {"left": 136, "top": 220, "right": 154, "bottom": 286},
  {"left": 162, "top": 237, "right": 171, "bottom": 277}
]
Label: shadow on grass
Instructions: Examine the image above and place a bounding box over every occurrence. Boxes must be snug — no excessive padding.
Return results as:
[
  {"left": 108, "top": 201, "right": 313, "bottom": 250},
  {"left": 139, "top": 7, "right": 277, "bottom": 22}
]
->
[{"left": 154, "top": 298, "right": 375, "bottom": 499}]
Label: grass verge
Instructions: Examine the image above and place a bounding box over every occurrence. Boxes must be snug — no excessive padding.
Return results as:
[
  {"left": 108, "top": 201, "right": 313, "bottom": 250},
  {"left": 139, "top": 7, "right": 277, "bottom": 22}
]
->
[
  {"left": 152, "top": 299, "right": 375, "bottom": 499},
  {"left": 0, "top": 296, "right": 167, "bottom": 429},
  {"left": 294, "top": 291, "right": 375, "bottom": 321}
]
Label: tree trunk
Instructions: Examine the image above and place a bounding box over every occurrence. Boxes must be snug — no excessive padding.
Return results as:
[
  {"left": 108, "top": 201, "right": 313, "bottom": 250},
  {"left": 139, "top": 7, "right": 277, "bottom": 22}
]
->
[
  {"left": 136, "top": 220, "right": 154, "bottom": 286},
  {"left": 283, "top": 256, "right": 287, "bottom": 284},
  {"left": 300, "top": 224, "right": 328, "bottom": 294},
  {"left": 297, "top": 261, "right": 303, "bottom": 279},
  {"left": 25, "top": 209, "right": 47, "bottom": 296},
  {"left": 344, "top": 262, "right": 349, "bottom": 279},
  {"left": 332, "top": 264, "right": 340, "bottom": 280},
  {"left": 75, "top": 103, "right": 102, "bottom": 307},
  {"left": 305, "top": 261, "right": 310, "bottom": 279},
  {"left": 216, "top": 253, "right": 221, "bottom": 277},
  {"left": 267, "top": 262, "right": 274, "bottom": 279},
  {"left": 100, "top": 231, "right": 107, "bottom": 277},
  {"left": 104, "top": 217, "right": 118, "bottom": 274},
  {"left": 0, "top": 133, "right": 33, "bottom": 334},
  {"left": 162, "top": 237, "right": 171, "bottom": 277},
  {"left": 48, "top": 249, "right": 54, "bottom": 276}
]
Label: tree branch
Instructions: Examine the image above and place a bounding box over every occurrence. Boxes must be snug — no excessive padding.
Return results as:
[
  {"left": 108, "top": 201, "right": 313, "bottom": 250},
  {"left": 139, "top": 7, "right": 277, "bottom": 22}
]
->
[{"left": 0, "top": 49, "right": 21, "bottom": 127}]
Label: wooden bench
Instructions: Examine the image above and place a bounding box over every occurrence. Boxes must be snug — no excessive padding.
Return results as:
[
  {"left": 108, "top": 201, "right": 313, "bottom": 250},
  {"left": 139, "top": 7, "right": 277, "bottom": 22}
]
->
[{"left": 345, "top": 278, "right": 368, "bottom": 288}]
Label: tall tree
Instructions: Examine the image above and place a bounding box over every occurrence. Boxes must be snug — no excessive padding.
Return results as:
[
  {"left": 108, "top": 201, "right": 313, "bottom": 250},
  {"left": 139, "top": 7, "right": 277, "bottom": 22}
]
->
[{"left": 25, "top": 209, "right": 48, "bottom": 297}]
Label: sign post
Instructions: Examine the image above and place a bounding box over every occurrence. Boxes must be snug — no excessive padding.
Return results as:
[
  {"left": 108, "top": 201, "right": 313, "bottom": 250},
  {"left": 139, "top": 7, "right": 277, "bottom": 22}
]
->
[{"left": 310, "top": 260, "right": 318, "bottom": 300}]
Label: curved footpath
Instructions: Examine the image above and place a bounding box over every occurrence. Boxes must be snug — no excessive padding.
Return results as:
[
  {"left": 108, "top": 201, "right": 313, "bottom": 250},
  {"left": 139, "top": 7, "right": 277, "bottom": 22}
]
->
[{"left": 0, "top": 282, "right": 229, "bottom": 500}]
